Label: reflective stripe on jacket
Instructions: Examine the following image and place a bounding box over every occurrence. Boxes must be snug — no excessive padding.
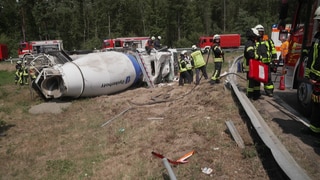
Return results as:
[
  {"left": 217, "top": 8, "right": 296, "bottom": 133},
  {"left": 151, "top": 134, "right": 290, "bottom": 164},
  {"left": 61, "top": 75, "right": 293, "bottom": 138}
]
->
[
  {"left": 256, "top": 40, "right": 271, "bottom": 63},
  {"left": 179, "top": 59, "right": 188, "bottom": 72},
  {"left": 212, "top": 44, "right": 223, "bottom": 62}
]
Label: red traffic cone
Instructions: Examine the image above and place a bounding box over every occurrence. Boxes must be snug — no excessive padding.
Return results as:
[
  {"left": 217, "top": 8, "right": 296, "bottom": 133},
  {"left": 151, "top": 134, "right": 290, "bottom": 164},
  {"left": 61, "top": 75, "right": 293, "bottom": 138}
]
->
[{"left": 279, "top": 75, "right": 285, "bottom": 90}]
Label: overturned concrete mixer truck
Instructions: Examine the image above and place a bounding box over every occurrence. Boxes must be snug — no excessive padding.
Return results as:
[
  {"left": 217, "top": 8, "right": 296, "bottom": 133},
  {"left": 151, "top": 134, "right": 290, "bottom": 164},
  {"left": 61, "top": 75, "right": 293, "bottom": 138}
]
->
[{"left": 29, "top": 48, "right": 177, "bottom": 100}]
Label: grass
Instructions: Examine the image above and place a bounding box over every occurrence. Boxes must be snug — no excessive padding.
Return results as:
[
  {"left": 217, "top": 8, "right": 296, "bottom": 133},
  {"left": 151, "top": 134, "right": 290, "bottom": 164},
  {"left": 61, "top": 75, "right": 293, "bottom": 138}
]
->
[
  {"left": 0, "top": 70, "right": 15, "bottom": 86},
  {"left": 0, "top": 51, "right": 273, "bottom": 179}
]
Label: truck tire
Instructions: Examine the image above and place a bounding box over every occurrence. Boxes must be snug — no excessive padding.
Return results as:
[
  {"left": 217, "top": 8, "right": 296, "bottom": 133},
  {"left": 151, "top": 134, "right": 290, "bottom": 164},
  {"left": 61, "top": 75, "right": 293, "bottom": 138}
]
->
[{"left": 297, "top": 81, "right": 312, "bottom": 117}]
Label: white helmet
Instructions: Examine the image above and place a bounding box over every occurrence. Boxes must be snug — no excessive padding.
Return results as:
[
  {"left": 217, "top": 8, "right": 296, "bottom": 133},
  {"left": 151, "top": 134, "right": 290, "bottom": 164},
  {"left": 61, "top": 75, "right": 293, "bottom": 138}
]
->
[
  {"left": 17, "top": 60, "right": 22, "bottom": 64},
  {"left": 158, "top": 36, "right": 161, "bottom": 40},
  {"left": 246, "top": 28, "right": 260, "bottom": 38},
  {"left": 213, "top": 34, "right": 220, "bottom": 40},
  {"left": 314, "top": 6, "right": 320, "bottom": 19},
  {"left": 191, "top": 45, "right": 197, "bottom": 50},
  {"left": 151, "top": 36, "right": 155, "bottom": 40},
  {"left": 255, "top": 24, "right": 264, "bottom": 32},
  {"left": 180, "top": 50, "right": 187, "bottom": 55},
  {"left": 252, "top": 28, "right": 260, "bottom": 37}
]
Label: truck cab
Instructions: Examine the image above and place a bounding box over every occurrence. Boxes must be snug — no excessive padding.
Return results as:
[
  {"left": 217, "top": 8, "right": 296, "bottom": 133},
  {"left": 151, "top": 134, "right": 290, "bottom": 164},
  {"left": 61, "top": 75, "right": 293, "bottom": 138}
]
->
[
  {"left": 279, "top": 0, "right": 319, "bottom": 116},
  {"left": 18, "top": 40, "right": 63, "bottom": 59},
  {"left": 198, "top": 34, "right": 241, "bottom": 53}
]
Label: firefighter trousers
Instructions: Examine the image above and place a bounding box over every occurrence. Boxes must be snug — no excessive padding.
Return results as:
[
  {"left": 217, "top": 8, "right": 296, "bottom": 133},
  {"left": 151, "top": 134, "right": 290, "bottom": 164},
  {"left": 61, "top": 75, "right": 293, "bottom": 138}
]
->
[
  {"left": 247, "top": 72, "right": 261, "bottom": 99},
  {"left": 263, "top": 63, "right": 274, "bottom": 95},
  {"left": 310, "top": 85, "right": 320, "bottom": 133},
  {"left": 195, "top": 65, "right": 208, "bottom": 85},
  {"left": 210, "top": 62, "right": 222, "bottom": 84},
  {"left": 179, "top": 71, "right": 191, "bottom": 86}
]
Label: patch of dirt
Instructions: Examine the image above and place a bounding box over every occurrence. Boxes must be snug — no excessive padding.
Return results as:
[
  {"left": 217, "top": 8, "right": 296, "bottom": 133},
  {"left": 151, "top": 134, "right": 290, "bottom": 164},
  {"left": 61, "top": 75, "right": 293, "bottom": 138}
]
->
[{"left": 2, "top": 56, "right": 318, "bottom": 179}]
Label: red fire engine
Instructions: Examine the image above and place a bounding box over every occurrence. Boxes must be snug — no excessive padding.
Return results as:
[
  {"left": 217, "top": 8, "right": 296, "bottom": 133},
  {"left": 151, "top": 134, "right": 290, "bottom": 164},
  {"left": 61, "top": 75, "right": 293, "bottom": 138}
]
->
[
  {"left": 197, "top": 34, "right": 241, "bottom": 52},
  {"left": 278, "top": 0, "right": 319, "bottom": 116},
  {"left": 18, "top": 40, "right": 63, "bottom": 59},
  {"left": 0, "top": 44, "right": 8, "bottom": 61}
]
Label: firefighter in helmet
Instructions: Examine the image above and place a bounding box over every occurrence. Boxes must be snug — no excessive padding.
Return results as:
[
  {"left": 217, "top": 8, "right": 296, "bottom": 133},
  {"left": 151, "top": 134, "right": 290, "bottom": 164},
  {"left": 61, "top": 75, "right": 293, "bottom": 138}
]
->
[
  {"left": 190, "top": 45, "right": 208, "bottom": 85},
  {"left": 255, "top": 24, "right": 277, "bottom": 97},
  {"left": 244, "top": 28, "right": 261, "bottom": 100},
  {"left": 302, "top": 6, "right": 320, "bottom": 138},
  {"left": 178, "top": 50, "right": 192, "bottom": 86},
  {"left": 181, "top": 50, "right": 194, "bottom": 83},
  {"left": 22, "top": 60, "right": 29, "bottom": 85},
  {"left": 209, "top": 34, "right": 224, "bottom": 85},
  {"left": 145, "top": 36, "right": 155, "bottom": 55},
  {"left": 154, "top": 36, "right": 162, "bottom": 50},
  {"left": 15, "top": 60, "right": 23, "bottom": 85}
]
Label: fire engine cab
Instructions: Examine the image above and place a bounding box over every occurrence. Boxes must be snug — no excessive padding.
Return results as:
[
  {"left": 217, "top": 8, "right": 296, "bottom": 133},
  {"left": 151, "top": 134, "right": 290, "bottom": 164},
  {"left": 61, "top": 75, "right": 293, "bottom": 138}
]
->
[
  {"left": 18, "top": 40, "right": 63, "bottom": 59},
  {"left": 278, "top": 0, "right": 320, "bottom": 116}
]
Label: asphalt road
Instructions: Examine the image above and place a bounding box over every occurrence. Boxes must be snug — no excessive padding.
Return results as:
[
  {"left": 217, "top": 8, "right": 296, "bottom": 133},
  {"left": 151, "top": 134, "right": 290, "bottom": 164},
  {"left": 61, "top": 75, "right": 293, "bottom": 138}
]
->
[{"left": 272, "top": 71, "right": 302, "bottom": 114}]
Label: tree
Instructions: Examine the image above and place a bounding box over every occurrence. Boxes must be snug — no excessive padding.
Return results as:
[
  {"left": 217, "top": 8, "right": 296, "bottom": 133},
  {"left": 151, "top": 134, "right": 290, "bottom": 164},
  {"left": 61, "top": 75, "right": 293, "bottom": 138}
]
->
[{"left": 0, "top": 0, "right": 286, "bottom": 54}]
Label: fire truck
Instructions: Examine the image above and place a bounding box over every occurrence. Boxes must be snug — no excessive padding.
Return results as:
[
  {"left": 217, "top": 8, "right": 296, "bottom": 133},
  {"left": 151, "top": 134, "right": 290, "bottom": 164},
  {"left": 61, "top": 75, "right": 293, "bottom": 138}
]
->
[
  {"left": 197, "top": 34, "right": 241, "bottom": 53},
  {"left": 270, "top": 23, "right": 291, "bottom": 66},
  {"left": 102, "top": 37, "right": 149, "bottom": 51},
  {"left": 0, "top": 44, "right": 8, "bottom": 61},
  {"left": 18, "top": 40, "right": 63, "bottom": 59},
  {"left": 278, "top": 0, "right": 319, "bottom": 116}
]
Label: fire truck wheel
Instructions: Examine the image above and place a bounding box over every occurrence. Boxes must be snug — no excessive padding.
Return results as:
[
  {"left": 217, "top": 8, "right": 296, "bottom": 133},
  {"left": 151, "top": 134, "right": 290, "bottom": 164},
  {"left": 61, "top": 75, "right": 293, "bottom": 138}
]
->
[{"left": 297, "top": 81, "right": 312, "bottom": 117}]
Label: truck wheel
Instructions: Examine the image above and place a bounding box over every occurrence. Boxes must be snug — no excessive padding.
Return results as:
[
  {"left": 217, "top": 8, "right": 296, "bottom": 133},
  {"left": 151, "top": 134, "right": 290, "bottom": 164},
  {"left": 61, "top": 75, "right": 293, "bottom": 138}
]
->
[{"left": 297, "top": 81, "right": 312, "bottom": 117}]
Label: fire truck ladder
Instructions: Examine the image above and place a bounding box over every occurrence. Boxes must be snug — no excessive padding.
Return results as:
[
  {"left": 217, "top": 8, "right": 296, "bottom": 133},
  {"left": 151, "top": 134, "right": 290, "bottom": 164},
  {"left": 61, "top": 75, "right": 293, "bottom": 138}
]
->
[{"left": 134, "top": 52, "right": 154, "bottom": 88}]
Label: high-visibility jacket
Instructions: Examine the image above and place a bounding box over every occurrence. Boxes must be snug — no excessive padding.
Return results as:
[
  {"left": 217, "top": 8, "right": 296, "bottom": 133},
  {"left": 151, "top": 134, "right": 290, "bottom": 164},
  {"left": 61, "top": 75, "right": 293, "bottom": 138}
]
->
[
  {"left": 184, "top": 56, "right": 193, "bottom": 70},
  {"left": 243, "top": 39, "right": 260, "bottom": 71},
  {"left": 306, "top": 32, "right": 320, "bottom": 80},
  {"left": 190, "top": 50, "right": 206, "bottom": 68},
  {"left": 178, "top": 58, "right": 188, "bottom": 73},
  {"left": 256, "top": 39, "right": 276, "bottom": 63},
  {"left": 280, "top": 40, "right": 289, "bottom": 59},
  {"left": 212, "top": 44, "right": 223, "bottom": 62},
  {"left": 304, "top": 32, "right": 320, "bottom": 134}
]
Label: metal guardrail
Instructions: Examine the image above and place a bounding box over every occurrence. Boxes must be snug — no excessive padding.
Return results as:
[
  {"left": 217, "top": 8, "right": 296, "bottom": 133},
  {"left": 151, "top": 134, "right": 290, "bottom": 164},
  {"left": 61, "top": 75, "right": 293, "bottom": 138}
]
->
[
  {"left": 226, "top": 55, "right": 311, "bottom": 180},
  {"left": 4, "top": 57, "right": 20, "bottom": 62}
]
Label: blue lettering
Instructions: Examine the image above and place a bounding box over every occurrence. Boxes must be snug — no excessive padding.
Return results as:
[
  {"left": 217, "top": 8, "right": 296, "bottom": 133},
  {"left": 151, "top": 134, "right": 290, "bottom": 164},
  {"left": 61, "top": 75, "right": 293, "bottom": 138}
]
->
[
  {"left": 101, "top": 79, "right": 125, "bottom": 88},
  {"left": 125, "top": 76, "right": 130, "bottom": 84}
]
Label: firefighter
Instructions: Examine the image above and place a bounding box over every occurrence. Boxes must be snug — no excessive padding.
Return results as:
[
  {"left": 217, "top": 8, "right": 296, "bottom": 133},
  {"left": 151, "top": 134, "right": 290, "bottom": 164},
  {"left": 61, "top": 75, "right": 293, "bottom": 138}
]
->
[
  {"left": 255, "top": 24, "right": 277, "bottom": 97},
  {"left": 154, "top": 36, "right": 162, "bottom": 50},
  {"left": 145, "top": 36, "right": 155, "bottom": 55},
  {"left": 209, "top": 34, "right": 224, "bottom": 85},
  {"left": 29, "top": 66, "right": 37, "bottom": 81},
  {"left": 279, "top": 35, "right": 289, "bottom": 72},
  {"left": 22, "top": 60, "right": 29, "bottom": 85},
  {"left": 302, "top": 6, "right": 320, "bottom": 138},
  {"left": 190, "top": 45, "right": 208, "bottom": 85},
  {"left": 243, "top": 28, "right": 261, "bottom": 100},
  {"left": 182, "top": 50, "right": 194, "bottom": 83},
  {"left": 178, "top": 51, "right": 192, "bottom": 86},
  {"left": 15, "top": 60, "right": 23, "bottom": 85},
  {"left": 280, "top": 35, "right": 289, "bottom": 64}
]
